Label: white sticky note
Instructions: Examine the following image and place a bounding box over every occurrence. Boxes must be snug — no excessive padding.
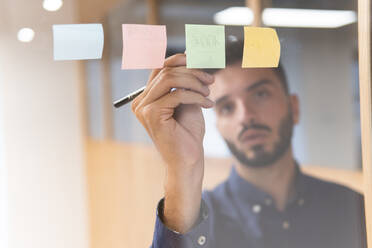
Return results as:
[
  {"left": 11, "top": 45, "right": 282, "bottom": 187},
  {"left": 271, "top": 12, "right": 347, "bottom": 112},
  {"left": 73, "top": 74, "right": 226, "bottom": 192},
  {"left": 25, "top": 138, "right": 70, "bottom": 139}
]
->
[{"left": 53, "top": 24, "right": 104, "bottom": 60}]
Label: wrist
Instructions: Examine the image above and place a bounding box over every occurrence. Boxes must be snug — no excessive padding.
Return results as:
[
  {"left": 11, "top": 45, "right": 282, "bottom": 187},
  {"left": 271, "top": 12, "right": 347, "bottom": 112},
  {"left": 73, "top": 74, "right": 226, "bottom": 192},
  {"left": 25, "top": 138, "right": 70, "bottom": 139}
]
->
[
  {"left": 163, "top": 190, "right": 202, "bottom": 233},
  {"left": 165, "top": 160, "right": 204, "bottom": 191}
]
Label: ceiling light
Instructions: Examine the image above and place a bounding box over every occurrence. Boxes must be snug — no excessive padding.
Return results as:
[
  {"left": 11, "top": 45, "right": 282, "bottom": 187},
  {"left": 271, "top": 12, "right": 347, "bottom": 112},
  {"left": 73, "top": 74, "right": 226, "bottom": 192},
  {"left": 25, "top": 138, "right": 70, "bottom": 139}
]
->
[
  {"left": 263, "top": 8, "right": 357, "bottom": 28},
  {"left": 17, "top": 28, "right": 35, "bottom": 43},
  {"left": 213, "top": 7, "right": 357, "bottom": 28},
  {"left": 43, "top": 0, "right": 63, "bottom": 12},
  {"left": 213, "top": 7, "right": 254, "bottom": 25}
]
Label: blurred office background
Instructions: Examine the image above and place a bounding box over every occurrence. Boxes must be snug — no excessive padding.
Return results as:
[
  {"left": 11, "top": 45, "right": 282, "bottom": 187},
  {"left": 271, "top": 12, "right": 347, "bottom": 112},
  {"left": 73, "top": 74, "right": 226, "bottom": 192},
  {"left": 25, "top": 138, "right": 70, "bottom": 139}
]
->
[{"left": 0, "top": 0, "right": 367, "bottom": 247}]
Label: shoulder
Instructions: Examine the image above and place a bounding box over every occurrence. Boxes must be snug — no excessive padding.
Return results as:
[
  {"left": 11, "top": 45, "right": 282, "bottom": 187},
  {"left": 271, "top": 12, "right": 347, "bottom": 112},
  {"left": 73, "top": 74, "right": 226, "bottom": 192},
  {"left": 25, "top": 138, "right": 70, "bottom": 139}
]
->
[
  {"left": 301, "top": 172, "right": 364, "bottom": 207},
  {"left": 302, "top": 173, "right": 367, "bottom": 247},
  {"left": 302, "top": 173, "right": 362, "bottom": 196}
]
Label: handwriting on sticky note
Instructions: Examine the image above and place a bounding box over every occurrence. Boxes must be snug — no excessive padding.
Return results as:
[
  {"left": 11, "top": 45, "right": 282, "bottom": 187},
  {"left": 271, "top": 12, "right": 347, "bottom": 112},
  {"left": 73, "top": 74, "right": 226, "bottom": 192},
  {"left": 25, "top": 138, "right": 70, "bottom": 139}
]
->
[
  {"left": 53, "top": 24, "right": 104, "bottom": 61},
  {"left": 122, "top": 24, "right": 167, "bottom": 70},
  {"left": 242, "top": 27, "right": 280, "bottom": 68},
  {"left": 185, "top": 24, "right": 225, "bottom": 69}
]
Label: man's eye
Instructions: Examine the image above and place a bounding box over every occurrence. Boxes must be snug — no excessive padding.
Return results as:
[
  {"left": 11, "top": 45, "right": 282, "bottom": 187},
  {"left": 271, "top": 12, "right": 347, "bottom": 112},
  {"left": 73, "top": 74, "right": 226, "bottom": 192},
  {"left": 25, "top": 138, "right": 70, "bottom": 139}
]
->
[
  {"left": 220, "top": 103, "right": 234, "bottom": 115},
  {"left": 255, "top": 90, "right": 269, "bottom": 98}
]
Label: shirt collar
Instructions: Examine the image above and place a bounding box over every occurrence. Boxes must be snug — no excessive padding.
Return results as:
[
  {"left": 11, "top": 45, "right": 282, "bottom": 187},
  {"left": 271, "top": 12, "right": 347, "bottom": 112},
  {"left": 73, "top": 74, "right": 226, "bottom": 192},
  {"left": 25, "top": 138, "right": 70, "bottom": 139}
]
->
[{"left": 228, "top": 162, "right": 307, "bottom": 207}]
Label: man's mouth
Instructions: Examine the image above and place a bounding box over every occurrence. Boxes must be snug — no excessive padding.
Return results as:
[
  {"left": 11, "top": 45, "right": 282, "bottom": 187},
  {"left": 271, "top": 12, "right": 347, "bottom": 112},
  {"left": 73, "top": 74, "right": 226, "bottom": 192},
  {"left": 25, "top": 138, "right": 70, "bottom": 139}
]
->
[
  {"left": 240, "top": 129, "right": 268, "bottom": 139},
  {"left": 240, "top": 131, "right": 268, "bottom": 144}
]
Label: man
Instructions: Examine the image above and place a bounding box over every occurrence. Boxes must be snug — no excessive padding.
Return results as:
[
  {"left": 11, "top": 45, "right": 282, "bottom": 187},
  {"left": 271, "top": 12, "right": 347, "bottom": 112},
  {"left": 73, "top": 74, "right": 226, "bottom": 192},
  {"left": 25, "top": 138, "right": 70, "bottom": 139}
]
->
[{"left": 132, "top": 40, "right": 366, "bottom": 248}]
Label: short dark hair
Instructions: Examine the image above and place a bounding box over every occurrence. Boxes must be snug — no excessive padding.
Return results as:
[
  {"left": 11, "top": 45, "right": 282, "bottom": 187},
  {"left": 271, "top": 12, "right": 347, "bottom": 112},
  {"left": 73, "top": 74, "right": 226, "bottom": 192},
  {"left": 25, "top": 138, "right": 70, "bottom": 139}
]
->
[{"left": 205, "top": 39, "right": 289, "bottom": 95}]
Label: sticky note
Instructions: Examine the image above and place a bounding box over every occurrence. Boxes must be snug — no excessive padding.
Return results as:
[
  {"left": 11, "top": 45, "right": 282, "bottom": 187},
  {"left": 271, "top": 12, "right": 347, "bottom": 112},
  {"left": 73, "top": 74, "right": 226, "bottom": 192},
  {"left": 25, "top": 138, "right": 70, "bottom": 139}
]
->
[
  {"left": 53, "top": 24, "right": 104, "bottom": 60},
  {"left": 122, "top": 24, "right": 167, "bottom": 69},
  {"left": 242, "top": 27, "right": 280, "bottom": 68},
  {"left": 185, "top": 24, "right": 225, "bottom": 69}
]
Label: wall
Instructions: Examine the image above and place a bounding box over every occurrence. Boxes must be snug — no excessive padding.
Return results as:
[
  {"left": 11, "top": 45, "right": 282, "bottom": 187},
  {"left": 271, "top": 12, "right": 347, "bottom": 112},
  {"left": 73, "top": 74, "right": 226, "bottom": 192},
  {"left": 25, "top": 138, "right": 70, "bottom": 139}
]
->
[
  {"left": 0, "top": 66, "right": 8, "bottom": 248},
  {"left": 283, "top": 27, "right": 358, "bottom": 169},
  {"left": 0, "top": 0, "right": 89, "bottom": 248}
]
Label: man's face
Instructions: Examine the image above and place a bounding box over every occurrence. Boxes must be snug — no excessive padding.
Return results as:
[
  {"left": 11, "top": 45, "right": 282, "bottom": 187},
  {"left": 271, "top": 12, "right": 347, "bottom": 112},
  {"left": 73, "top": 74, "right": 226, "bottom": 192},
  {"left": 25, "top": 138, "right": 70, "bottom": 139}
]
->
[{"left": 209, "top": 63, "right": 299, "bottom": 168}]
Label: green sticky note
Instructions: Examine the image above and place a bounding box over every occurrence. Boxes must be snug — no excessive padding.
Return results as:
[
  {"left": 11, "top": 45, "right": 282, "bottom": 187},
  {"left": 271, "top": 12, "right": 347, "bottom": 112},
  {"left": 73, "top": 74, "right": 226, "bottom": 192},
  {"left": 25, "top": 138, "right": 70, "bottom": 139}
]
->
[{"left": 185, "top": 24, "right": 225, "bottom": 69}]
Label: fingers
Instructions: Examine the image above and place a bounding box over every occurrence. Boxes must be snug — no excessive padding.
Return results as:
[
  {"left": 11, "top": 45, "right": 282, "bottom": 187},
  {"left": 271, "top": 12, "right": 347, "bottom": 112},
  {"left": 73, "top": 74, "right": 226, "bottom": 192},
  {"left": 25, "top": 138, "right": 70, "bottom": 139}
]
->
[
  {"left": 174, "top": 67, "right": 215, "bottom": 85},
  {"left": 133, "top": 89, "right": 214, "bottom": 135},
  {"left": 133, "top": 54, "right": 188, "bottom": 109},
  {"left": 132, "top": 65, "right": 214, "bottom": 113},
  {"left": 140, "top": 71, "right": 213, "bottom": 107},
  {"left": 146, "top": 74, "right": 209, "bottom": 103},
  {"left": 156, "top": 89, "right": 214, "bottom": 109},
  {"left": 148, "top": 54, "right": 187, "bottom": 82},
  {"left": 143, "top": 66, "right": 214, "bottom": 102},
  {"left": 164, "top": 53, "right": 187, "bottom": 67},
  {"left": 131, "top": 53, "right": 215, "bottom": 139},
  {"left": 146, "top": 55, "right": 190, "bottom": 90},
  {"left": 138, "top": 89, "right": 214, "bottom": 125}
]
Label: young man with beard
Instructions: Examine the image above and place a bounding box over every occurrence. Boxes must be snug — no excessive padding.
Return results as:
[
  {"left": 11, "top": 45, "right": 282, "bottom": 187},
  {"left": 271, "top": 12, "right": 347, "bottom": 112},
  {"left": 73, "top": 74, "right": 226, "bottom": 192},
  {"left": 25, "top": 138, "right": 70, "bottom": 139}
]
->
[{"left": 132, "top": 41, "right": 366, "bottom": 248}]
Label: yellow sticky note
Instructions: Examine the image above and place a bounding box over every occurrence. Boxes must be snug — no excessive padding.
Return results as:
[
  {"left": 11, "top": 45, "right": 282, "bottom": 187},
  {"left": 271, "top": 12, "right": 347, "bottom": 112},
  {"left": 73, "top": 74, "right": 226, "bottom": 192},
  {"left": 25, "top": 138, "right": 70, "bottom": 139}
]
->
[{"left": 242, "top": 27, "right": 281, "bottom": 68}]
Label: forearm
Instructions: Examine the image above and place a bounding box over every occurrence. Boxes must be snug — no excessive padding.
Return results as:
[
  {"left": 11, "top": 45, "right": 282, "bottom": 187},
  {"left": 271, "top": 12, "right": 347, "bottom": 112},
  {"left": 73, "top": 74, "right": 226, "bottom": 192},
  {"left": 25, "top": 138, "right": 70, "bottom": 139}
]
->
[{"left": 163, "top": 161, "right": 204, "bottom": 234}]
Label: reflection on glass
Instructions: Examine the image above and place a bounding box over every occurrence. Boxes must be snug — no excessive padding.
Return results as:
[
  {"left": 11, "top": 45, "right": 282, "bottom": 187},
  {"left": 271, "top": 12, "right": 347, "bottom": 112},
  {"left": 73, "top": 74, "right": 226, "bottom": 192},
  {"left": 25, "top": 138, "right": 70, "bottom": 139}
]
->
[{"left": 84, "top": 1, "right": 366, "bottom": 248}]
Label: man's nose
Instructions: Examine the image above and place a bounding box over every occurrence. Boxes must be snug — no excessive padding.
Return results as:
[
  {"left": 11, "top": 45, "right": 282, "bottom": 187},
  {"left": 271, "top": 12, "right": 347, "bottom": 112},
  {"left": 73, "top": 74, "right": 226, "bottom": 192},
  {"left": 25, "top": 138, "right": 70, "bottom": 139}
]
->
[{"left": 235, "top": 99, "right": 257, "bottom": 124}]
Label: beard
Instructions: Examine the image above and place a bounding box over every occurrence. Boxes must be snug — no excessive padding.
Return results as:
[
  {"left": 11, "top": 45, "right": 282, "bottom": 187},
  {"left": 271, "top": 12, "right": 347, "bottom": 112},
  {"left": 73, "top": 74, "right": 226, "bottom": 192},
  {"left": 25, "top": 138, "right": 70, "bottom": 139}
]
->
[{"left": 224, "top": 109, "right": 294, "bottom": 168}]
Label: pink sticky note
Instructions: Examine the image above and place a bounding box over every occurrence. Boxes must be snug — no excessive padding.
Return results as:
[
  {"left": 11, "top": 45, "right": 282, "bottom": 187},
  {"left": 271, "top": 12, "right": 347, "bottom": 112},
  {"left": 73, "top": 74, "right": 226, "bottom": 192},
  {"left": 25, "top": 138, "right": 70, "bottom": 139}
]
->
[{"left": 122, "top": 24, "right": 167, "bottom": 69}]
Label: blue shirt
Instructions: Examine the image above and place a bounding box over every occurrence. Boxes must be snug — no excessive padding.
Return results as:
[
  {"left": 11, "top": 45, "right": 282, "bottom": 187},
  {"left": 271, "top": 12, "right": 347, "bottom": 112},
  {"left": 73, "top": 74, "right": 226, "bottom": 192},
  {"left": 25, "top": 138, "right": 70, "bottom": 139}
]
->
[{"left": 152, "top": 165, "right": 366, "bottom": 248}]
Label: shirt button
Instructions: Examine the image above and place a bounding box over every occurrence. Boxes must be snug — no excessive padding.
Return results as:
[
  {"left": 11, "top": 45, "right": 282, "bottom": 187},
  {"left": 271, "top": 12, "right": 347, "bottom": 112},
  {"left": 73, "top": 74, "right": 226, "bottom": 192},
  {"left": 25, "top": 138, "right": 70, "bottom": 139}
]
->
[
  {"left": 252, "top": 204, "right": 261, "bottom": 213},
  {"left": 264, "top": 198, "right": 272, "bottom": 206},
  {"left": 298, "top": 198, "right": 305, "bottom": 206},
  {"left": 282, "top": 221, "right": 290, "bottom": 230},
  {"left": 197, "top": 235, "right": 206, "bottom": 246}
]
